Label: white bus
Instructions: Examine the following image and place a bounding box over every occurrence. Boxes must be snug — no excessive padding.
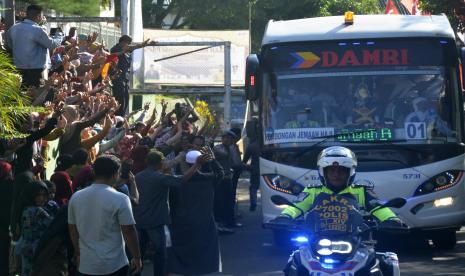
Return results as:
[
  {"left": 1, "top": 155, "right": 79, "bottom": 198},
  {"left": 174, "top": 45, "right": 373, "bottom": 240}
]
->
[{"left": 245, "top": 13, "right": 465, "bottom": 249}]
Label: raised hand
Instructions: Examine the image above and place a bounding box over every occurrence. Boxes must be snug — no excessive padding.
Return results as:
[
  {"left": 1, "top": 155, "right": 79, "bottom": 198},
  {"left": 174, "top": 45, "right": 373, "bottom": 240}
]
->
[
  {"left": 161, "top": 99, "right": 168, "bottom": 110},
  {"left": 142, "top": 39, "right": 150, "bottom": 47},
  {"left": 195, "top": 154, "right": 210, "bottom": 166},
  {"left": 90, "top": 32, "right": 98, "bottom": 42},
  {"left": 57, "top": 115, "right": 67, "bottom": 129},
  {"left": 143, "top": 102, "right": 151, "bottom": 111}
]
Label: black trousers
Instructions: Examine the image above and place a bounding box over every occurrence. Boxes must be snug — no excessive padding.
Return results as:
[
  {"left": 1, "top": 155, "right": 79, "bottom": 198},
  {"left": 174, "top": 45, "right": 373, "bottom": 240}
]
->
[
  {"left": 19, "top": 68, "right": 43, "bottom": 87},
  {"left": 134, "top": 226, "right": 166, "bottom": 276},
  {"left": 112, "top": 80, "right": 129, "bottom": 116},
  {"left": 0, "top": 233, "right": 9, "bottom": 276},
  {"left": 214, "top": 178, "right": 235, "bottom": 225},
  {"left": 231, "top": 169, "right": 242, "bottom": 214},
  {"left": 249, "top": 174, "right": 260, "bottom": 207},
  {"left": 79, "top": 265, "right": 129, "bottom": 276}
]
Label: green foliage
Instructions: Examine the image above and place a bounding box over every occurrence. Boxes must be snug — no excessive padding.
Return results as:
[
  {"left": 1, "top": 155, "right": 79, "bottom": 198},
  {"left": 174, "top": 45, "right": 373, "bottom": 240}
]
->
[
  {"left": 0, "top": 51, "right": 44, "bottom": 138},
  {"left": 419, "top": 0, "right": 464, "bottom": 32},
  {"left": 250, "top": 0, "right": 380, "bottom": 50},
  {"left": 33, "top": 0, "right": 101, "bottom": 16},
  {"left": 318, "top": 0, "right": 381, "bottom": 17},
  {"left": 175, "top": 0, "right": 249, "bottom": 30},
  {"left": 142, "top": 0, "right": 184, "bottom": 29},
  {"left": 141, "top": 0, "right": 381, "bottom": 51}
]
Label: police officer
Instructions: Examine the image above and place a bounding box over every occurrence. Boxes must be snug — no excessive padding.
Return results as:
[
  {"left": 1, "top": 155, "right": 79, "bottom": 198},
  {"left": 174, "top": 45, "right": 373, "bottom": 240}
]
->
[{"left": 272, "top": 146, "right": 403, "bottom": 227}]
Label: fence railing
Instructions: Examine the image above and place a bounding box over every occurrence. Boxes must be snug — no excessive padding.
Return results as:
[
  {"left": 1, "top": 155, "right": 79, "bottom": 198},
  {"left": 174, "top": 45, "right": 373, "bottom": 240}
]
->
[
  {"left": 74, "top": 22, "right": 121, "bottom": 49},
  {"left": 13, "top": 1, "right": 121, "bottom": 49}
]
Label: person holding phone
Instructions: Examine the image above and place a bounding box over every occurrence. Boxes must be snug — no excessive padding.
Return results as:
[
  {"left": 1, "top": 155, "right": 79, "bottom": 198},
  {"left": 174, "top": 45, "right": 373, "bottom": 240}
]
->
[{"left": 114, "top": 160, "right": 139, "bottom": 205}]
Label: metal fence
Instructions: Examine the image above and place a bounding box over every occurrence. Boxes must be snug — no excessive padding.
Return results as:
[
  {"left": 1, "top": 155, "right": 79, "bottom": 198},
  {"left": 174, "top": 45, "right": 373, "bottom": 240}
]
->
[
  {"left": 13, "top": 0, "right": 121, "bottom": 49},
  {"left": 74, "top": 22, "right": 121, "bottom": 49}
]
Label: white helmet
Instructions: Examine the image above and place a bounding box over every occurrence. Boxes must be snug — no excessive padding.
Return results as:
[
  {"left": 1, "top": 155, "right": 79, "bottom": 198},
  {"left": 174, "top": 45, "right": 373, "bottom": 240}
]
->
[{"left": 317, "top": 146, "right": 357, "bottom": 187}]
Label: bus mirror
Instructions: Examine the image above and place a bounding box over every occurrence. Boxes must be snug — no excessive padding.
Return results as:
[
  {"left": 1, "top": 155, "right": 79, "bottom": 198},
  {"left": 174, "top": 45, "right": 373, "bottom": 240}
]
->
[{"left": 245, "top": 54, "right": 260, "bottom": 101}]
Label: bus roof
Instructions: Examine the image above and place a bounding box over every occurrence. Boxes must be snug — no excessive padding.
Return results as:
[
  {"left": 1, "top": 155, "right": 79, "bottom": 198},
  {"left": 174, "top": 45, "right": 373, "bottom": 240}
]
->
[{"left": 262, "top": 14, "right": 455, "bottom": 46}]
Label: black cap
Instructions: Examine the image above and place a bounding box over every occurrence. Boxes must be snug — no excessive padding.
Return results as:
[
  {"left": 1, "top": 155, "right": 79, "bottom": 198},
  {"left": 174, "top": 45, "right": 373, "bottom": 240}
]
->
[{"left": 222, "top": 130, "right": 237, "bottom": 139}]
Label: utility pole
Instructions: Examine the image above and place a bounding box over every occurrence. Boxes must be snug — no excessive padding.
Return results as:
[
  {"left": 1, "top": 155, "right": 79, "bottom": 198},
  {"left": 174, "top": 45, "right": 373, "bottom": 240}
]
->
[
  {"left": 248, "top": 1, "right": 252, "bottom": 53},
  {"left": 5, "top": 0, "right": 15, "bottom": 29},
  {"left": 223, "top": 42, "right": 232, "bottom": 130},
  {"left": 121, "top": 0, "right": 129, "bottom": 35}
]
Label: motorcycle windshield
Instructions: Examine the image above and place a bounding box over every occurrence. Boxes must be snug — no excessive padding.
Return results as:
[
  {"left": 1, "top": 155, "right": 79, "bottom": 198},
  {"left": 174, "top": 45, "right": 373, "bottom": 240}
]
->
[{"left": 307, "top": 193, "right": 364, "bottom": 236}]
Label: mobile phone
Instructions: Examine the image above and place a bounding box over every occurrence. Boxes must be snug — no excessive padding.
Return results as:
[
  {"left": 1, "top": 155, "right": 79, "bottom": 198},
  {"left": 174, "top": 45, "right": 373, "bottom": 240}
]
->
[
  {"left": 121, "top": 162, "right": 131, "bottom": 179},
  {"left": 50, "top": 27, "right": 57, "bottom": 36}
]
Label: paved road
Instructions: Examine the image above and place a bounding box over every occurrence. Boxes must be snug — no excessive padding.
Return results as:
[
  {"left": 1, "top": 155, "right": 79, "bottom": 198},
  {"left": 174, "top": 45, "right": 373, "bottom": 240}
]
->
[{"left": 142, "top": 180, "right": 465, "bottom": 276}]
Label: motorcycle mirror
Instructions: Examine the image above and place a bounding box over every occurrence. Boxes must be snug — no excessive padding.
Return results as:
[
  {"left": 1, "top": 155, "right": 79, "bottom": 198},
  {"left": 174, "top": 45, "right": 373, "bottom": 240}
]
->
[
  {"left": 271, "top": 195, "right": 294, "bottom": 206},
  {"left": 381, "top": 198, "right": 406, "bottom": 209}
]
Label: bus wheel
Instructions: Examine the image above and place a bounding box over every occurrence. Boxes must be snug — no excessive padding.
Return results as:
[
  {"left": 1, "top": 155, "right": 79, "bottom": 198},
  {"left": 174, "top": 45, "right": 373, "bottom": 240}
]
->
[{"left": 431, "top": 229, "right": 457, "bottom": 250}]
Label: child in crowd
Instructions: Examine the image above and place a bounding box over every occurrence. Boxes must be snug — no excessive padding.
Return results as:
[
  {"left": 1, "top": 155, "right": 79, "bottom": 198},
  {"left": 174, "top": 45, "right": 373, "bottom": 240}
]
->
[
  {"left": 17, "top": 181, "right": 53, "bottom": 276},
  {"left": 44, "top": 180, "right": 60, "bottom": 217}
]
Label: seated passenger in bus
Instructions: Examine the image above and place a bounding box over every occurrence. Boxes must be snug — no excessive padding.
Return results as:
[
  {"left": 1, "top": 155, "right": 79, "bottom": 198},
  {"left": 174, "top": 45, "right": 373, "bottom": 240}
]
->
[
  {"left": 285, "top": 110, "right": 320, "bottom": 128},
  {"left": 405, "top": 97, "right": 452, "bottom": 137}
]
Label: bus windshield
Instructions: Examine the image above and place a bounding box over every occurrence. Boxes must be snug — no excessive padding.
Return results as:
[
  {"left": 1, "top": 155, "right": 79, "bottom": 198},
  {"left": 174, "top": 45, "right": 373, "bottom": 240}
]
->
[{"left": 260, "top": 38, "right": 460, "bottom": 147}]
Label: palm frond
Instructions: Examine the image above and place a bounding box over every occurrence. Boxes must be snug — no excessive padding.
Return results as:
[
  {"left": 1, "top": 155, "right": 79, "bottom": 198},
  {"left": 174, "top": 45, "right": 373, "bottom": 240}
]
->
[{"left": 0, "top": 51, "right": 42, "bottom": 138}]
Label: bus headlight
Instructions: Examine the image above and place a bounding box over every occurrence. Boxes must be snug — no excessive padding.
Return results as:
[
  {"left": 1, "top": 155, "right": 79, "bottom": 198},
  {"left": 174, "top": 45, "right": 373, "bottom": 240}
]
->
[
  {"left": 433, "top": 197, "right": 453, "bottom": 207},
  {"left": 263, "top": 174, "right": 304, "bottom": 195},
  {"left": 413, "top": 170, "right": 463, "bottom": 196}
]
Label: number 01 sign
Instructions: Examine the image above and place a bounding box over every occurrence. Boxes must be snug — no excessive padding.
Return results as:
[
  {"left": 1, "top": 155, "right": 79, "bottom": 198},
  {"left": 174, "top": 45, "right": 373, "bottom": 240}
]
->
[{"left": 405, "top": 122, "right": 427, "bottom": 140}]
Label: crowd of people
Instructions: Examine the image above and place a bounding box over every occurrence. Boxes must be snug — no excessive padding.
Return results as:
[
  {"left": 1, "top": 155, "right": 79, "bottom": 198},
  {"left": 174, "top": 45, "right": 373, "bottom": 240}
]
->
[{"left": 0, "top": 4, "right": 260, "bottom": 276}]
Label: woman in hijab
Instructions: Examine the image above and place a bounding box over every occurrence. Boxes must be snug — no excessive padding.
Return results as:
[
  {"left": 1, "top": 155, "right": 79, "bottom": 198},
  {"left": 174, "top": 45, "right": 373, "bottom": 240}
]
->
[
  {"left": 17, "top": 180, "right": 53, "bottom": 276},
  {"left": 0, "top": 160, "right": 14, "bottom": 276},
  {"left": 50, "top": 172, "right": 73, "bottom": 207}
]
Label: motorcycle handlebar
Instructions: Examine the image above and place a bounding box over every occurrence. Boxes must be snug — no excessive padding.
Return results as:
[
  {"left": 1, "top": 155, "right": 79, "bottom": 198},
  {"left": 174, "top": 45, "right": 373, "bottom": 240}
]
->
[{"left": 263, "top": 221, "right": 305, "bottom": 231}]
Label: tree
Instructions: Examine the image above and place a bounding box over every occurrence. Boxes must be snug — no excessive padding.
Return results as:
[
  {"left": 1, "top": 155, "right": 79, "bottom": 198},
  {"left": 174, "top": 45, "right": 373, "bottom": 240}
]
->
[
  {"left": 419, "top": 0, "right": 465, "bottom": 33},
  {"left": 19, "top": 0, "right": 106, "bottom": 17},
  {"left": 0, "top": 51, "right": 43, "bottom": 138},
  {"left": 153, "top": 0, "right": 380, "bottom": 51},
  {"left": 140, "top": 0, "right": 381, "bottom": 50},
  {"left": 142, "top": 0, "right": 189, "bottom": 29}
]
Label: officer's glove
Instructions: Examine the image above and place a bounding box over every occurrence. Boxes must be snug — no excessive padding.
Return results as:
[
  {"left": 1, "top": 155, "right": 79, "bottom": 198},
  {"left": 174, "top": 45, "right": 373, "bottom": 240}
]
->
[{"left": 269, "top": 215, "right": 293, "bottom": 225}]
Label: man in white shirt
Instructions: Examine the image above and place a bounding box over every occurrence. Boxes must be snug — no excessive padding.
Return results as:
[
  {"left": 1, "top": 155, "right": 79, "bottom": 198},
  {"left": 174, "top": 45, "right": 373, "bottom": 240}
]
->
[{"left": 68, "top": 155, "right": 141, "bottom": 276}]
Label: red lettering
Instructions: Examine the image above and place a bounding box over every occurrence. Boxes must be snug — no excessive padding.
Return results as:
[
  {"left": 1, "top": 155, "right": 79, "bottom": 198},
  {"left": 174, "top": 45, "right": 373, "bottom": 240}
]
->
[
  {"left": 362, "top": 50, "right": 381, "bottom": 65},
  {"left": 322, "top": 51, "right": 338, "bottom": 67},
  {"left": 401, "top": 49, "right": 408, "bottom": 65},
  {"left": 338, "top": 50, "right": 361, "bottom": 66},
  {"left": 383, "top": 49, "right": 399, "bottom": 65},
  {"left": 319, "top": 49, "right": 407, "bottom": 68}
]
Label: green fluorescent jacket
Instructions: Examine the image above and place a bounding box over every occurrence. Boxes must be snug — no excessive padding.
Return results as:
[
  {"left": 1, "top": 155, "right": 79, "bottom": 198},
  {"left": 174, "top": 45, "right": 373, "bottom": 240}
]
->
[{"left": 281, "top": 185, "right": 397, "bottom": 222}]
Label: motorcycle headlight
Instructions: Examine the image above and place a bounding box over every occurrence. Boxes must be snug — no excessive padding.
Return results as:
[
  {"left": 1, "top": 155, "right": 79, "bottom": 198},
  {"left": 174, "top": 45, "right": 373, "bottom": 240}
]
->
[
  {"left": 413, "top": 170, "right": 463, "bottom": 196},
  {"left": 315, "top": 239, "right": 353, "bottom": 256},
  {"left": 263, "top": 174, "right": 304, "bottom": 195}
]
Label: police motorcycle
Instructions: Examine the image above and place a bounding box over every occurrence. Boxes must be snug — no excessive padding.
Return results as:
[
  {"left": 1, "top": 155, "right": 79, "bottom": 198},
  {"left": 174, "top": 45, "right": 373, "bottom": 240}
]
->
[{"left": 267, "top": 193, "right": 408, "bottom": 276}]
